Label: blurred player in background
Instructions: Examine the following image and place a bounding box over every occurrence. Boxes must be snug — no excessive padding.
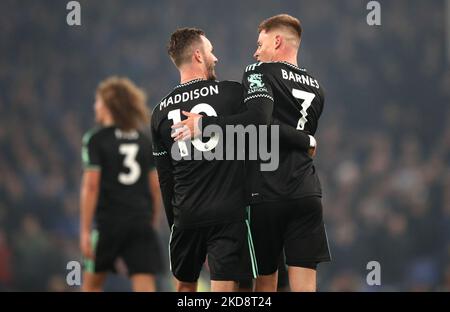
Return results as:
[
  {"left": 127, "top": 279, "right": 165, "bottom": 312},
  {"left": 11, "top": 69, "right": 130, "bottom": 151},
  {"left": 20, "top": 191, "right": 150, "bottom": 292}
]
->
[
  {"left": 151, "top": 28, "right": 255, "bottom": 292},
  {"left": 80, "top": 77, "right": 163, "bottom": 292}
]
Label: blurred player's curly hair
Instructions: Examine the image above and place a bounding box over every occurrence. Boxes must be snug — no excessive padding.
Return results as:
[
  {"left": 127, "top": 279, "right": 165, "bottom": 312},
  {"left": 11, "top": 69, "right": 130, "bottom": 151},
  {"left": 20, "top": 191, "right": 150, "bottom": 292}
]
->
[
  {"left": 258, "top": 14, "right": 302, "bottom": 42},
  {"left": 96, "top": 76, "right": 149, "bottom": 131},
  {"left": 167, "top": 27, "right": 205, "bottom": 67}
]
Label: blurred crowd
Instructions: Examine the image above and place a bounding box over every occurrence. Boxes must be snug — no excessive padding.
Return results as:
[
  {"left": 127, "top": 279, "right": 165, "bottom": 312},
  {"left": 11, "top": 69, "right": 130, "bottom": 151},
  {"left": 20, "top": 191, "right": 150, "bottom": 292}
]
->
[{"left": 0, "top": 0, "right": 449, "bottom": 291}]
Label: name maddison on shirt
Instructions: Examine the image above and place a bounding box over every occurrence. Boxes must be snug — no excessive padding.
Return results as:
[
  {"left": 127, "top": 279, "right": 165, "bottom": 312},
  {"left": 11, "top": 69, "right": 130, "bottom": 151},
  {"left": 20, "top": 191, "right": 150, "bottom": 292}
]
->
[{"left": 159, "top": 85, "right": 219, "bottom": 110}]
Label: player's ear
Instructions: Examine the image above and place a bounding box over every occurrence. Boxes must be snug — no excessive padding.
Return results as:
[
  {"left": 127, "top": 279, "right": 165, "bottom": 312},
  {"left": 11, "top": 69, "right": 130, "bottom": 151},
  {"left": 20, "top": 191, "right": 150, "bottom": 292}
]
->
[
  {"left": 193, "top": 48, "right": 203, "bottom": 64},
  {"left": 274, "top": 35, "right": 282, "bottom": 50}
]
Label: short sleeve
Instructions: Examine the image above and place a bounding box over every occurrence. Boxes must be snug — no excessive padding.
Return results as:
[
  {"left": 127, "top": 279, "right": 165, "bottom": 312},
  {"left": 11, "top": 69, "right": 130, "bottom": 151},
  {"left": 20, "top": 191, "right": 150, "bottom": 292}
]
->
[
  {"left": 242, "top": 63, "right": 274, "bottom": 104},
  {"left": 81, "top": 129, "right": 101, "bottom": 170},
  {"left": 151, "top": 117, "right": 169, "bottom": 159}
]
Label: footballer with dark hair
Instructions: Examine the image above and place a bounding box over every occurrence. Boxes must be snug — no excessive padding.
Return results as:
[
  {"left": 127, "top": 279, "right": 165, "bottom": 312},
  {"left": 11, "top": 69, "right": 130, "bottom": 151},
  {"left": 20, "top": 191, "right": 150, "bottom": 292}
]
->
[{"left": 152, "top": 28, "right": 255, "bottom": 292}]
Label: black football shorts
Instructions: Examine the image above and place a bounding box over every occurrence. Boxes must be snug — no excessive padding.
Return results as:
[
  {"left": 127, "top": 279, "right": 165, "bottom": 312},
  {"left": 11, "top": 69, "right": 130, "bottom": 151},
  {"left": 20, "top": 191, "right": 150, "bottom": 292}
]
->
[
  {"left": 84, "top": 220, "right": 163, "bottom": 276},
  {"left": 249, "top": 196, "right": 331, "bottom": 275},
  {"left": 169, "top": 217, "right": 257, "bottom": 283}
]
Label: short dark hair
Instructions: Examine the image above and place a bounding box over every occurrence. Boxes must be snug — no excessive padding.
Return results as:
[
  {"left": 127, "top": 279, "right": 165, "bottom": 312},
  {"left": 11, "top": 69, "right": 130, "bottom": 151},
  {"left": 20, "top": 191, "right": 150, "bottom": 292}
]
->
[
  {"left": 258, "top": 14, "right": 302, "bottom": 40},
  {"left": 167, "top": 27, "right": 205, "bottom": 67},
  {"left": 96, "top": 76, "right": 149, "bottom": 131}
]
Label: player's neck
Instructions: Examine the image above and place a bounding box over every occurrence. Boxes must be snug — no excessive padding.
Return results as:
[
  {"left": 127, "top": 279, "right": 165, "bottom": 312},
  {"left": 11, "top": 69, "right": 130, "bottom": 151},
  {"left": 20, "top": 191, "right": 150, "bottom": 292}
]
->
[
  {"left": 273, "top": 53, "right": 298, "bottom": 67},
  {"left": 179, "top": 67, "right": 207, "bottom": 84},
  {"left": 101, "top": 116, "right": 114, "bottom": 127}
]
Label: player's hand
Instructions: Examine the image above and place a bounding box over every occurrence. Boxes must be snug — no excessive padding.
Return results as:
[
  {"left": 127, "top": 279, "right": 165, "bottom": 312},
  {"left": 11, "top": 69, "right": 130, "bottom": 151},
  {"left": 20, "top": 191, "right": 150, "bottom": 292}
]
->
[
  {"left": 80, "top": 230, "right": 94, "bottom": 259},
  {"left": 171, "top": 111, "right": 202, "bottom": 141},
  {"left": 308, "top": 146, "right": 317, "bottom": 157},
  {"left": 307, "top": 135, "right": 317, "bottom": 157},
  {"left": 308, "top": 145, "right": 317, "bottom": 157}
]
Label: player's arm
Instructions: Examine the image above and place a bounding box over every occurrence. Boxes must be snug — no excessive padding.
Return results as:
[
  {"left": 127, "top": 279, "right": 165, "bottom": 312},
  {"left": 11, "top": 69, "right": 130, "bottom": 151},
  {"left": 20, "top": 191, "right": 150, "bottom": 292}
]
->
[
  {"left": 151, "top": 123, "right": 175, "bottom": 228},
  {"left": 280, "top": 86, "right": 325, "bottom": 155},
  {"left": 171, "top": 69, "right": 275, "bottom": 141},
  {"left": 272, "top": 119, "right": 317, "bottom": 156},
  {"left": 237, "top": 66, "right": 315, "bottom": 153},
  {"left": 171, "top": 66, "right": 314, "bottom": 153},
  {"left": 80, "top": 131, "right": 101, "bottom": 259},
  {"left": 202, "top": 95, "right": 273, "bottom": 128},
  {"left": 172, "top": 94, "right": 273, "bottom": 141},
  {"left": 148, "top": 169, "right": 162, "bottom": 229},
  {"left": 80, "top": 169, "right": 100, "bottom": 259},
  {"left": 154, "top": 153, "right": 174, "bottom": 228}
]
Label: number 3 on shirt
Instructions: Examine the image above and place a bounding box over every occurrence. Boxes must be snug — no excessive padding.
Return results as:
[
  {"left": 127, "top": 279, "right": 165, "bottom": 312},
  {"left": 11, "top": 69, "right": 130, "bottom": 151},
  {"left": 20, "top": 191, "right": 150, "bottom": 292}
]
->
[
  {"left": 292, "top": 88, "right": 315, "bottom": 130},
  {"left": 118, "top": 143, "right": 141, "bottom": 185}
]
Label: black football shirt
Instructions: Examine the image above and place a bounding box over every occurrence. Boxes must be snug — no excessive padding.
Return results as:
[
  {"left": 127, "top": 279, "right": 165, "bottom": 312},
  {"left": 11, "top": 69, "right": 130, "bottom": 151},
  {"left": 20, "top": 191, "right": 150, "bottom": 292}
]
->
[
  {"left": 201, "top": 62, "right": 324, "bottom": 203},
  {"left": 242, "top": 61, "right": 324, "bottom": 203},
  {"left": 151, "top": 79, "right": 247, "bottom": 228},
  {"left": 82, "top": 126, "right": 154, "bottom": 224}
]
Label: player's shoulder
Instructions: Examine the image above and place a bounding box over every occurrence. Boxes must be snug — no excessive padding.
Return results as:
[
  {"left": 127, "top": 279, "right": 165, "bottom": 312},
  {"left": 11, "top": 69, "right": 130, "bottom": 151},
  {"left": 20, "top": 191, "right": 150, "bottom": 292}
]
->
[
  {"left": 204, "top": 79, "right": 243, "bottom": 94},
  {"left": 277, "top": 61, "right": 308, "bottom": 72},
  {"left": 181, "top": 78, "right": 240, "bottom": 89},
  {"left": 293, "top": 66, "right": 324, "bottom": 92},
  {"left": 218, "top": 80, "right": 241, "bottom": 87},
  {"left": 277, "top": 62, "right": 323, "bottom": 90},
  {"left": 136, "top": 129, "right": 152, "bottom": 143},
  {"left": 152, "top": 89, "right": 174, "bottom": 117},
  {"left": 131, "top": 129, "right": 152, "bottom": 151},
  {"left": 246, "top": 61, "right": 292, "bottom": 72},
  {"left": 218, "top": 80, "right": 243, "bottom": 91},
  {"left": 244, "top": 61, "right": 267, "bottom": 73},
  {"left": 82, "top": 126, "right": 111, "bottom": 145},
  {"left": 278, "top": 61, "right": 320, "bottom": 80},
  {"left": 217, "top": 80, "right": 244, "bottom": 103},
  {"left": 245, "top": 61, "right": 311, "bottom": 75}
]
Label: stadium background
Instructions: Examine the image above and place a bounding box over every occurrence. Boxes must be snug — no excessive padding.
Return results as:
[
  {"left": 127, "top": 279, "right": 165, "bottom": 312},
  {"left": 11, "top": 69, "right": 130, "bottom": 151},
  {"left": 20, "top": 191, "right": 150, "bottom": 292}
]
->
[{"left": 0, "top": 0, "right": 449, "bottom": 291}]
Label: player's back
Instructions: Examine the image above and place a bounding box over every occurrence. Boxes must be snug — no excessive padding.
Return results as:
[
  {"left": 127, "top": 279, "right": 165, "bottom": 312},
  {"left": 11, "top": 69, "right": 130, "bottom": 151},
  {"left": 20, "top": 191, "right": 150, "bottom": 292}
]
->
[
  {"left": 260, "top": 62, "right": 323, "bottom": 134},
  {"left": 243, "top": 62, "right": 324, "bottom": 202},
  {"left": 151, "top": 79, "right": 246, "bottom": 228},
  {"left": 82, "top": 126, "right": 154, "bottom": 224}
]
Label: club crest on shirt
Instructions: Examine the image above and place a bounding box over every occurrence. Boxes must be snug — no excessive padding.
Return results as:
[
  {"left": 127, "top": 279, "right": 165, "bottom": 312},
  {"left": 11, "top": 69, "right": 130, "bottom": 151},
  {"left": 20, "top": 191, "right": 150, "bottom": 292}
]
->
[{"left": 247, "top": 73, "right": 268, "bottom": 94}]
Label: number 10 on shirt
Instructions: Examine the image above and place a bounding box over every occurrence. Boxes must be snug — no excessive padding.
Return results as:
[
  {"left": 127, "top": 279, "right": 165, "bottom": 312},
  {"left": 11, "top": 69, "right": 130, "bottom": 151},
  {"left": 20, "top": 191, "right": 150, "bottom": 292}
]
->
[{"left": 168, "top": 103, "right": 219, "bottom": 157}]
